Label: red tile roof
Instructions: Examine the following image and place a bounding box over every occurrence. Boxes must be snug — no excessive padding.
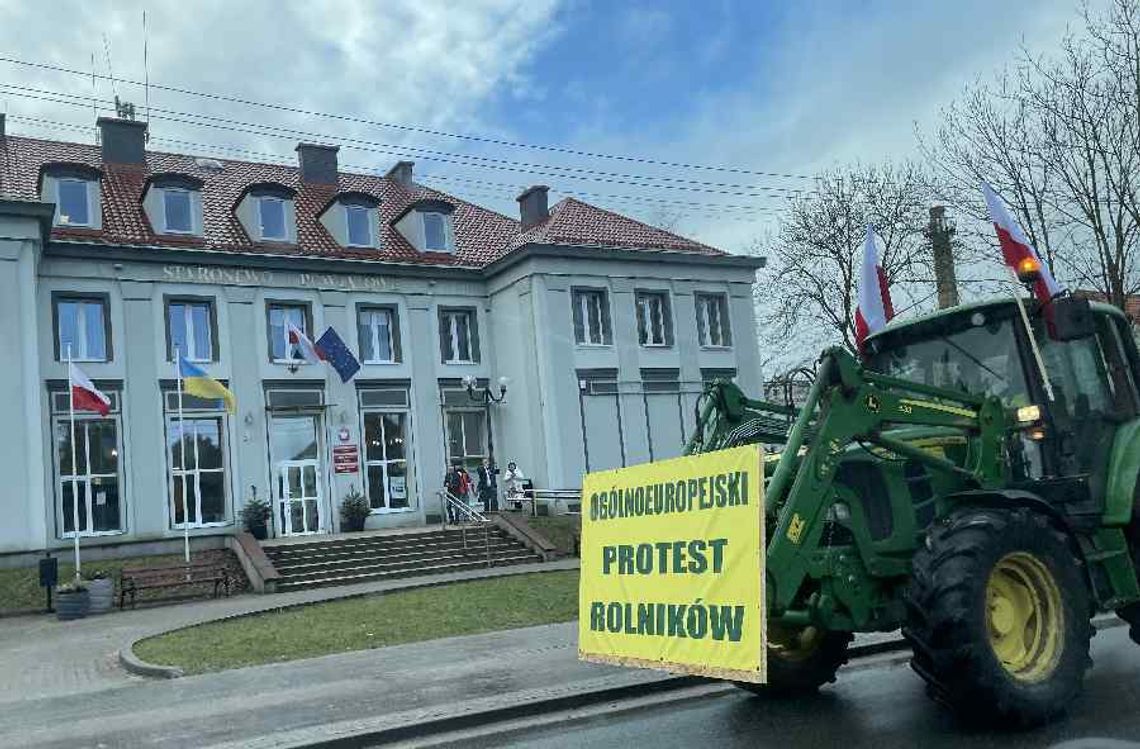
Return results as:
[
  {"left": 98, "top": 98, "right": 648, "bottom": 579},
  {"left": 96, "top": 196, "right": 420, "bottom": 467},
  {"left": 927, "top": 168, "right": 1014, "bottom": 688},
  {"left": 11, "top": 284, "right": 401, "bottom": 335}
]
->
[
  {"left": 510, "top": 197, "right": 722, "bottom": 255},
  {"left": 0, "top": 134, "right": 724, "bottom": 267}
]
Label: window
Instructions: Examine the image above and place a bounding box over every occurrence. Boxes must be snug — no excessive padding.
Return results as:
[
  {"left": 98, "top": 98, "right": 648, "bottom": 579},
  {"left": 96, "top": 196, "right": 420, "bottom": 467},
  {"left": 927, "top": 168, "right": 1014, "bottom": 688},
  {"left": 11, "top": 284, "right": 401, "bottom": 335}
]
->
[
  {"left": 167, "top": 299, "right": 214, "bottom": 362},
  {"left": 572, "top": 289, "right": 612, "bottom": 345},
  {"left": 267, "top": 303, "right": 309, "bottom": 363},
  {"left": 57, "top": 179, "right": 92, "bottom": 227},
  {"left": 53, "top": 392, "right": 121, "bottom": 536},
  {"left": 363, "top": 411, "right": 411, "bottom": 511},
  {"left": 55, "top": 295, "right": 109, "bottom": 362},
  {"left": 163, "top": 189, "right": 193, "bottom": 234},
  {"left": 345, "top": 205, "right": 373, "bottom": 247},
  {"left": 167, "top": 415, "right": 228, "bottom": 528},
  {"left": 636, "top": 291, "right": 673, "bottom": 347},
  {"left": 423, "top": 213, "right": 449, "bottom": 251},
  {"left": 445, "top": 409, "right": 487, "bottom": 472},
  {"left": 439, "top": 308, "right": 479, "bottom": 364},
  {"left": 696, "top": 293, "right": 732, "bottom": 348},
  {"left": 259, "top": 196, "right": 288, "bottom": 241},
  {"left": 358, "top": 306, "right": 399, "bottom": 363}
]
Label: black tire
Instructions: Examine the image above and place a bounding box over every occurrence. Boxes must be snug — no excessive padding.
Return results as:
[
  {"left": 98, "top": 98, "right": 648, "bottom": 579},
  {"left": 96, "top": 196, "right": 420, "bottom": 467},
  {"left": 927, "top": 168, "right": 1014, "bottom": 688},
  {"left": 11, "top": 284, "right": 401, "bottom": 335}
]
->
[
  {"left": 735, "top": 625, "right": 853, "bottom": 696},
  {"left": 904, "top": 507, "right": 1093, "bottom": 728},
  {"left": 1117, "top": 503, "right": 1140, "bottom": 645}
]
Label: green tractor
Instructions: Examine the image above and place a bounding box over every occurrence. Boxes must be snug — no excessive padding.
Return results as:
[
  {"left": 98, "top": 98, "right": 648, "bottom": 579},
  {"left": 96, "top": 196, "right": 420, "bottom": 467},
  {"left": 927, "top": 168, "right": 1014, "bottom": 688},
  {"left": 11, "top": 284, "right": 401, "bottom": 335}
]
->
[{"left": 687, "top": 293, "right": 1140, "bottom": 726}]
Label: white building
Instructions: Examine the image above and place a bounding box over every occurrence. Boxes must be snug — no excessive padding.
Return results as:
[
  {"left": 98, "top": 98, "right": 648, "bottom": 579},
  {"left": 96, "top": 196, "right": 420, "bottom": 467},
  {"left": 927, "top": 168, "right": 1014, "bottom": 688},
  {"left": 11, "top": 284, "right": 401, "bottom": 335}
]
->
[{"left": 0, "top": 115, "right": 763, "bottom": 557}]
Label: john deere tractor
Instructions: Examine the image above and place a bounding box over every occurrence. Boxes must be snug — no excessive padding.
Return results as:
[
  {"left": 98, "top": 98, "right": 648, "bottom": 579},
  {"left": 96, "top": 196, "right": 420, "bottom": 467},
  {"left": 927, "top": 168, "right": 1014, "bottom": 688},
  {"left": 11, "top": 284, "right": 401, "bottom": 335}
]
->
[{"left": 687, "top": 292, "right": 1140, "bottom": 726}]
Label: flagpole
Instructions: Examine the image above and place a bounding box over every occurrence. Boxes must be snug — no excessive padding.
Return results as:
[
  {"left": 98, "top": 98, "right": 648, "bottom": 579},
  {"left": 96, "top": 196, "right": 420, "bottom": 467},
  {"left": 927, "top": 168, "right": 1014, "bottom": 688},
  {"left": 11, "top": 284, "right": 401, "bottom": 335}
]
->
[
  {"left": 177, "top": 354, "right": 190, "bottom": 565},
  {"left": 67, "top": 345, "right": 81, "bottom": 583}
]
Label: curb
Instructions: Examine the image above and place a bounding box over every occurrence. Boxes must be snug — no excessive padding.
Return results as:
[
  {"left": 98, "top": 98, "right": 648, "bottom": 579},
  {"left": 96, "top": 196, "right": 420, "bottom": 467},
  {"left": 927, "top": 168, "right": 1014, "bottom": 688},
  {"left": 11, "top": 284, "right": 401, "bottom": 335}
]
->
[{"left": 118, "top": 645, "right": 183, "bottom": 679}]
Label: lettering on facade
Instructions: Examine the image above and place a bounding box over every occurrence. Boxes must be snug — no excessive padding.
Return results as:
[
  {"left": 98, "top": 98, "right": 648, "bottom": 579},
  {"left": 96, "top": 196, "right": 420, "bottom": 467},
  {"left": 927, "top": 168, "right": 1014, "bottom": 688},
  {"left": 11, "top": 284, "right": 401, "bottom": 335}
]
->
[{"left": 161, "top": 265, "right": 391, "bottom": 292}]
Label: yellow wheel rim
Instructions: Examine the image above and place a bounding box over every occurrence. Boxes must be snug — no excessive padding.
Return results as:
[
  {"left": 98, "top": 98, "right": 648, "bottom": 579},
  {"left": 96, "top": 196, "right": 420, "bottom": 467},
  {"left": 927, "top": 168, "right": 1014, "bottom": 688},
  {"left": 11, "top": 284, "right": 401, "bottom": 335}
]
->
[
  {"left": 768, "top": 623, "right": 821, "bottom": 663},
  {"left": 985, "top": 552, "right": 1064, "bottom": 682}
]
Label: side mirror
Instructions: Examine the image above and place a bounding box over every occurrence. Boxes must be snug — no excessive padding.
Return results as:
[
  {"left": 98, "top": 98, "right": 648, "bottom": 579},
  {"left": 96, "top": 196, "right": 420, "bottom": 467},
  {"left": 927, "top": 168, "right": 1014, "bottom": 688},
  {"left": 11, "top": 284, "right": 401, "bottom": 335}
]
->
[{"left": 1049, "top": 296, "right": 1096, "bottom": 341}]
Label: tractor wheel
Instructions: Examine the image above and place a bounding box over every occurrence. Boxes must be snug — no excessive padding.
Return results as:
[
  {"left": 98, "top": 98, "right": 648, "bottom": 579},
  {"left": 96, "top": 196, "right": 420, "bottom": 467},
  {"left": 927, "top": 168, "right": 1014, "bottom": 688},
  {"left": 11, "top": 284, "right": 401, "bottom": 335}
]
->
[
  {"left": 1116, "top": 504, "right": 1140, "bottom": 645},
  {"left": 904, "top": 507, "right": 1092, "bottom": 727},
  {"left": 735, "top": 623, "right": 852, "bottom": 696}
]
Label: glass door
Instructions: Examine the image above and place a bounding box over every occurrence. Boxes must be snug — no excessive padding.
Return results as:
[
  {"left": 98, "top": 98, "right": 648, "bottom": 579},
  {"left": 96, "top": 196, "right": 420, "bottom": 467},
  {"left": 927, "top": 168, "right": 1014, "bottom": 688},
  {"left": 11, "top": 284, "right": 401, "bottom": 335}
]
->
[{"left": 269, "top": 414, "right": 325, "bottom": 536}]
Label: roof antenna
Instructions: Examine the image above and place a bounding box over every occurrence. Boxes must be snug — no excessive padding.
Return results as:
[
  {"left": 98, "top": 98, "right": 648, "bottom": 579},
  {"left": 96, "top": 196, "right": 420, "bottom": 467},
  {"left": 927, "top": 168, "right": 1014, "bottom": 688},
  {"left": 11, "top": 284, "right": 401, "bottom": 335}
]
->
[
  {"left": 142, "top": 10, "right": 151, "bottom": 140},
  {"left": 90, "top": 52, "right": 99, "bottom": 141},
  {"left": 102, "top": 33, "right": 119, "bottom": 98}
]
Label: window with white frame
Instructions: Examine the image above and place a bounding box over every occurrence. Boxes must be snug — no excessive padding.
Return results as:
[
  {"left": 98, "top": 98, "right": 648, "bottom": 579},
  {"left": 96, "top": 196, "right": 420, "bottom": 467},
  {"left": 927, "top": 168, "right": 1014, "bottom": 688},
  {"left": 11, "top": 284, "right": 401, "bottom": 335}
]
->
[
  {"left": 267, "top": 303, "right": 309, "bottom": 363},
  {"left": 55, "top": 295, "right": 109, "bottom": 362},
  {"left": 345, "top": 204, "right": 373, "bottom": 247},
  {"left": 696, "top": 293, "right": 732, "bottom": 348},
  {"left": 258, "top": 196, "right": 288, "bottom": 241},
  {"left": 572, "top": 288, "right": 612, "bottom": 345},
  {"left": 167, "top": 299, "right": 214, "bottom": 362},
  {"left": 56, "top": 178, "right": 93, "bottom": 227},
  {"left": 362, "top": 410, "right": 411, "bottom": 511},
  {"left": 358, "top": 306, "right": 399, "bottom": 363},
  {"left": 423, "top": 212, "right": 451, "bottom": 251},
  {"left": 439, "top": 308, "right": 478, "bottom": 364},
  {"left": 162, "top": 188, "right": 194, "bottom": 234},
  {"left": 166, "top": 411, "right": 228, "bottom": 528},
  {"left": 636, "top": 291, "right": 672, "bottom": 347},
  {"left": 52, "top": 391, "right": 122, "bottom": 537}
]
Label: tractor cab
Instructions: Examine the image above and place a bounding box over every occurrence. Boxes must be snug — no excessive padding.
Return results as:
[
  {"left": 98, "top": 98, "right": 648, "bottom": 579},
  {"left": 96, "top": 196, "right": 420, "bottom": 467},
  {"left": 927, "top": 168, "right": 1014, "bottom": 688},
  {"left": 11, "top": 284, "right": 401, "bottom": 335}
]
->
[{"left": 864, "top": 296, "right": 1140, "bottom": 515}]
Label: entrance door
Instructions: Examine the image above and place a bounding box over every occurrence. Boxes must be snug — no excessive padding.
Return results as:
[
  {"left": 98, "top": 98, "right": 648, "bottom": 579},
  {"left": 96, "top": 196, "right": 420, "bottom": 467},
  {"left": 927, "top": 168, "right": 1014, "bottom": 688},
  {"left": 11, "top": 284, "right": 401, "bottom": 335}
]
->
[
  {"left": 270, "top": 414, "right": 325, "bottom": 536},
  {"left": 278, "top": 460, "right": 322, "bottom": 535}
]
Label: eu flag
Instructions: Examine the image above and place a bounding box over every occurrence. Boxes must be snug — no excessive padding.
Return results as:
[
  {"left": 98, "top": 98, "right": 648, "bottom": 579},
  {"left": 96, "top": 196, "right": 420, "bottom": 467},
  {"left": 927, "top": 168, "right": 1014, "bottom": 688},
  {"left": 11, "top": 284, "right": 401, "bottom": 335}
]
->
[{"left": 314, "top": 327, "right": 361, "bottom": 383}]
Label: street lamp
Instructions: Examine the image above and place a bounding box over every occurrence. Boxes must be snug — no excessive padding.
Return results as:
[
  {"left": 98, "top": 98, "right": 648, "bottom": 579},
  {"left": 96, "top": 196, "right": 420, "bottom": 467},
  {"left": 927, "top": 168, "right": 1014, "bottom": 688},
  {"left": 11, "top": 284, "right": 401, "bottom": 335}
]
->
[{"left": 463, "top": 375, "right": 509, "bottom": 404}]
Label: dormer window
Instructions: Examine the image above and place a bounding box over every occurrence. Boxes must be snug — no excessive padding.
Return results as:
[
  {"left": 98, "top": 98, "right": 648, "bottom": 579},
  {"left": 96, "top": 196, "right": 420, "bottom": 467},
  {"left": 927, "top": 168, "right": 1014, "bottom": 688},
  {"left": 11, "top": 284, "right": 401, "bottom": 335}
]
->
[
  {"left": 392, "top": 198, "right": 456, "bottom": 253},
  {"left": 58, "top": 179, "right": 92, "bottom": 227},
  {"left": 143, "top": 174, "right": 204, "bottom": 236},
  {"left": 423, "top": 213, "right": 448, "bottom": 251},
  {"left": 259, "top": 197, "right": 287, "bottom": 241},
  {"left": 237, "top": 184, "right": 297, "bottom": 244},
  {"left": 41, "top": 165, "right": 102, "bottom": 230},
  {"left": 163, "top": 189, "right": 193, "bottom": 233},
  {"left": 346, "top": 205, "right": 373, "bottom": 247}
]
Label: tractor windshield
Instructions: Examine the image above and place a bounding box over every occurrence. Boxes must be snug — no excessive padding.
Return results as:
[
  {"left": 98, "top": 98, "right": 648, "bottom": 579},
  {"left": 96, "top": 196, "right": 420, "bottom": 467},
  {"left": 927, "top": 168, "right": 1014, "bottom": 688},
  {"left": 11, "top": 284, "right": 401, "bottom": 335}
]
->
[{"left": 866, "top": 315, "right": 1030, "bottom": 406}]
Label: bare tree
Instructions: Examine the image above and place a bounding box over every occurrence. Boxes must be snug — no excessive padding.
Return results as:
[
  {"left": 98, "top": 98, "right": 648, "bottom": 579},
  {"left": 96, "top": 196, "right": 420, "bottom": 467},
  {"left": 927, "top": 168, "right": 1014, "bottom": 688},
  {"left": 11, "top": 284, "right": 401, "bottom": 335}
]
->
[
  {"left": 923, "top": 0, "right": 1140, "bottom": 310},
  {"left": 759, "top": 162, "right": 934, "bottom": 358}
]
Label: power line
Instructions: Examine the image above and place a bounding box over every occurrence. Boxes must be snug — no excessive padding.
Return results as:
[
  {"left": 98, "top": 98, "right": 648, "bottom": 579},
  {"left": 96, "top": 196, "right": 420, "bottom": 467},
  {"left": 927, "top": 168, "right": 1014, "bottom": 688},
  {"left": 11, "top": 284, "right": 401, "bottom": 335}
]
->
[
  {"left": 0, "top": 85, "right": 810, "bottom": 202},
  {"left": 0, "top": 53, "right": 818, "bottom": 181}
]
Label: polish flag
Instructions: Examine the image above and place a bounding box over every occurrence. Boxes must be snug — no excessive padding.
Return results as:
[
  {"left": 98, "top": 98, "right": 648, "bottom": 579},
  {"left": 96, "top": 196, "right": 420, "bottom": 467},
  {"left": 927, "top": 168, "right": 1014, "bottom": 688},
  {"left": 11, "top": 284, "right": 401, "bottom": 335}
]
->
[
  {"left": 69, "top": 363, "right": 111, "bottom": 416},
  {"left": 982, "top": 182, "right": 1061, "bottom": 303},
  {"left": 287, "top": 321, "right": 324, "bottom": 365},
  {"left": 854, "top": 225, "right": 895, "bottom": 352}
]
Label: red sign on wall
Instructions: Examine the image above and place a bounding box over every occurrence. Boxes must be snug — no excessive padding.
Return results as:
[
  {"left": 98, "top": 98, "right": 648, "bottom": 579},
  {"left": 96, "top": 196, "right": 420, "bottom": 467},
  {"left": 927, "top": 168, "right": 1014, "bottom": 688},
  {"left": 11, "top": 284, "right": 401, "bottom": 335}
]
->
[{"left": 333, "top": 445, "right": 359, "bottom": 474}]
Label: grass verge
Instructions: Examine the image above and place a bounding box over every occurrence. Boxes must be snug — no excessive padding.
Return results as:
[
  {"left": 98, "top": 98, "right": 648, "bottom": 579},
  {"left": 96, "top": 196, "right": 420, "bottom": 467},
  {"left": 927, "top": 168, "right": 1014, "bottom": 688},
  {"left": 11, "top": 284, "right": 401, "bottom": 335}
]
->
[
  {"left": 526, "top": 515, "right": 581, "bottom": 556},
  {"left": 134, "top": 569, "right": 580, "bottom": 675},
  {"left": 0, "top": 555, "right": 182, "bottom": 614}
]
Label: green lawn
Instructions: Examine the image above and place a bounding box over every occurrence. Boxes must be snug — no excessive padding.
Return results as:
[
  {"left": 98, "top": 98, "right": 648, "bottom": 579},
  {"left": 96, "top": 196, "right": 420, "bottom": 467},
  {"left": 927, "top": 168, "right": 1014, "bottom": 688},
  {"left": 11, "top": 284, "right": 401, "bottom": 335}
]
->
[
  {"left": 0, "top": 555, "right": 183, "bottom": 614},
  {"left": 526, "top": 515, "right": 581, "bottom": 556},
  {"left": 134, "top": 569, "right": 580, "bottom": 675}
]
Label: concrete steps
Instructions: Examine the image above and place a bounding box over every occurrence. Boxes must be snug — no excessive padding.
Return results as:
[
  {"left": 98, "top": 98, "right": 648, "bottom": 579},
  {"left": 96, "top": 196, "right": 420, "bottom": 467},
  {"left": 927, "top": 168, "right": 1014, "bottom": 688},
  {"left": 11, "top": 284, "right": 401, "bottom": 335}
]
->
[{"left": 263, "top": 526, "right": 544, "bottom": 592}]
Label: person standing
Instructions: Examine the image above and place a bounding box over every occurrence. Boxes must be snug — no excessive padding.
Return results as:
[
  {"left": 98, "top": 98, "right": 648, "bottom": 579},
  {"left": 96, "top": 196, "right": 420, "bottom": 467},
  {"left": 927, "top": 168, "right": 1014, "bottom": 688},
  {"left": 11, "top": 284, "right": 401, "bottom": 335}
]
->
[
  {"left": 477, "top": 457, "right": 498, "bottom": 512},
  {"left": 444, "top": 462, "right": 464, "bottom": 523},
  {"left": 503, "top": 461, "right": 525, "bottom": 510}
]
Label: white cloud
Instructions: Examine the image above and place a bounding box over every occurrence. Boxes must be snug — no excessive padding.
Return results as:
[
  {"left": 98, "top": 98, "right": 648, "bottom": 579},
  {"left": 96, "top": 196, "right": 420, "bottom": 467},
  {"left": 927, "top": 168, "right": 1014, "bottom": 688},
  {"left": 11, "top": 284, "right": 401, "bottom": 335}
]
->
[{"left": 0, "top": 0, "right": 561, "bottom": 169}]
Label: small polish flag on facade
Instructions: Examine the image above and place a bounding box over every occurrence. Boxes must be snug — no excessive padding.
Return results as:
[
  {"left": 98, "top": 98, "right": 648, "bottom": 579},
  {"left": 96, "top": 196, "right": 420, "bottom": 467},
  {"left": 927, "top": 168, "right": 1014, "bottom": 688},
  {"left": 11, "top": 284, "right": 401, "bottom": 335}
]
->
[
  {"left": 981, "top": 182, "right": 1061, "bottom": 304},
  {"left": 287, "top": 321, "right": 324, "bottom": 365},
  {"left": 69, "top": 363, "right": 111, "bottom": 416},
  {"left": 854, "top": 225, "right": 895, "bottom": 352}
]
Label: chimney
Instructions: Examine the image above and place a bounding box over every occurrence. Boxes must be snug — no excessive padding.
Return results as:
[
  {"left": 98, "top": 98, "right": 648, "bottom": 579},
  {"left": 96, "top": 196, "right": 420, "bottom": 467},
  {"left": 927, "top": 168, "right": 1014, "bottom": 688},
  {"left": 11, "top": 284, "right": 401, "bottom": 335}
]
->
[
  {"left": 97, "top": 117, "right": 148, "bottom": 165},
  {"left": 296, "top": 143, "right": 339, "bottom": 185},
  {"left": 517, "top": 185, "right": 550, "bottom": 230},
  {"left": 385, "top": 160, "right": 414, "bottom": 188}
]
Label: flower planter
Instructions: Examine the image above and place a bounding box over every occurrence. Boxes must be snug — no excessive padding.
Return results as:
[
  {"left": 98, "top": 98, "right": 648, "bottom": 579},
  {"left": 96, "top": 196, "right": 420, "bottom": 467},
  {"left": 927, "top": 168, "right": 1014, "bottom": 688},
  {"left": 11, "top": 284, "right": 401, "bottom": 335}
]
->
[
  {"left": 342, "top": 516, "right": 366, "bottom": 532},
  {"left": 87, "top": 578, "right": 114, "bottom": 614},
  {"left": 247, "top": 522, "right": 268, "bottom": 541},
  {"left": 56, "top": 589, "right": 90, "bottom": 621}
]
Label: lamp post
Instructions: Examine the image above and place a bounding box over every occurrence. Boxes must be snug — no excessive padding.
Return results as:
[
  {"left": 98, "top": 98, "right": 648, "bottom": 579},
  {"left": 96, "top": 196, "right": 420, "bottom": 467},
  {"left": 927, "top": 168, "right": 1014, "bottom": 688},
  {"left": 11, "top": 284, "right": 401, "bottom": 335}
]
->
[{"left": 463, "top": 375, "right": 508, "bottom": 404}]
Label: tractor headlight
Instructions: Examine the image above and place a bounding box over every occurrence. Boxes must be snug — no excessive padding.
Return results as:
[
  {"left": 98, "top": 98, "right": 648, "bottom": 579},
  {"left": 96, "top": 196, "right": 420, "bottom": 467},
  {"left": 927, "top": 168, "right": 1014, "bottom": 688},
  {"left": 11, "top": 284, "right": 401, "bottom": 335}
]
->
[{"left": 1016, "top": 405, "right": 1042, "bottom": 424}]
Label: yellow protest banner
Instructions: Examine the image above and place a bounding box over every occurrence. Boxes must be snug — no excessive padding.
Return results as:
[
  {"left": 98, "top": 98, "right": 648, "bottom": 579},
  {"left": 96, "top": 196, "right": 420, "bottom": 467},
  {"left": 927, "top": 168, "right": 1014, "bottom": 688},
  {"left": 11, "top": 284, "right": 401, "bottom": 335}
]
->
[{"left": 578, "top": 444, "right": 766, "bottom": 683}]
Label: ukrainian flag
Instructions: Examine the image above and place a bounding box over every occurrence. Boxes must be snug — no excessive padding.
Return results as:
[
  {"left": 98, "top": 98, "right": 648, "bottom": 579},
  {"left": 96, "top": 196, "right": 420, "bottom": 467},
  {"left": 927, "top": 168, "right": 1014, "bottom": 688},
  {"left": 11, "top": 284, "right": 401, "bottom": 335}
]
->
[{"left": 179, "top": 356, "right": 236, "bottom": 414}]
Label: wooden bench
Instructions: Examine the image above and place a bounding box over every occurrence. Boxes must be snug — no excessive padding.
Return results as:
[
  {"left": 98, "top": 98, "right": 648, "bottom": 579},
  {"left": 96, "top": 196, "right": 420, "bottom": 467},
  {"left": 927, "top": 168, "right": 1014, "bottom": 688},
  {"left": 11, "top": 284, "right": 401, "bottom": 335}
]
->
[{"left": 119, "top": 559, "right": 231, "bottom": 609}]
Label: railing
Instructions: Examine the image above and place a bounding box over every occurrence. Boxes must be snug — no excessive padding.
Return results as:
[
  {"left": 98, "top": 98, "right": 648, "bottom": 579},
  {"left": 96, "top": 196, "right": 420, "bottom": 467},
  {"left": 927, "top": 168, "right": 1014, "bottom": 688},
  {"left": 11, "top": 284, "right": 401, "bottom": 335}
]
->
[
  {"left": 438, "top": 489, "right": 493, "bottom": 567},
  {"left": 506, "top": 488, "right": 581, "bottom": 517}
]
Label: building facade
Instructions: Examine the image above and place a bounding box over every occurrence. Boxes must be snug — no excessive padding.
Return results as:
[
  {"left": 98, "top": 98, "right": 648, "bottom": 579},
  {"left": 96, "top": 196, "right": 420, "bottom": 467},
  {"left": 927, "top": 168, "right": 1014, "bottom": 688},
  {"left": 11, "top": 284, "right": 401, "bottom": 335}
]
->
[{"left": 0, "top": 116, "right": 763, "bottom": 556}]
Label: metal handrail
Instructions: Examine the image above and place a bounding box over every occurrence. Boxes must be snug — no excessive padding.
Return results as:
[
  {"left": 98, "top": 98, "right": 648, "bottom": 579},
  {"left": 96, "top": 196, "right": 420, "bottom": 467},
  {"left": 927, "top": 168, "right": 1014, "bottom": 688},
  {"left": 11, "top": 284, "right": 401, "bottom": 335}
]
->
[{"left": 438, "top": 490, "right": 492, "bottom": 567}]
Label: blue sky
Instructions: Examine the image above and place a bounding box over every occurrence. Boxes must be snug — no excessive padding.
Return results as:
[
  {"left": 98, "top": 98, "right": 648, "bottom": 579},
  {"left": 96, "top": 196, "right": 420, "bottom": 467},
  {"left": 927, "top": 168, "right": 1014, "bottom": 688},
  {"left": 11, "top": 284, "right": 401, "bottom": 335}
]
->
[{"left": 0, "top": 0, "right": 1095, "bottom": 252}]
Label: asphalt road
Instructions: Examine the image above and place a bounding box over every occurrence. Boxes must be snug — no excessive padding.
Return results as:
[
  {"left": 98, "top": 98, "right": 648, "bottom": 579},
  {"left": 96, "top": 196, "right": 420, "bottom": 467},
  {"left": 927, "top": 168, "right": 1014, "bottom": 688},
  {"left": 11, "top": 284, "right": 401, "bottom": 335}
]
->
[{"left": 493, "top": 625, "right": 1140, "bottom": 749}]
